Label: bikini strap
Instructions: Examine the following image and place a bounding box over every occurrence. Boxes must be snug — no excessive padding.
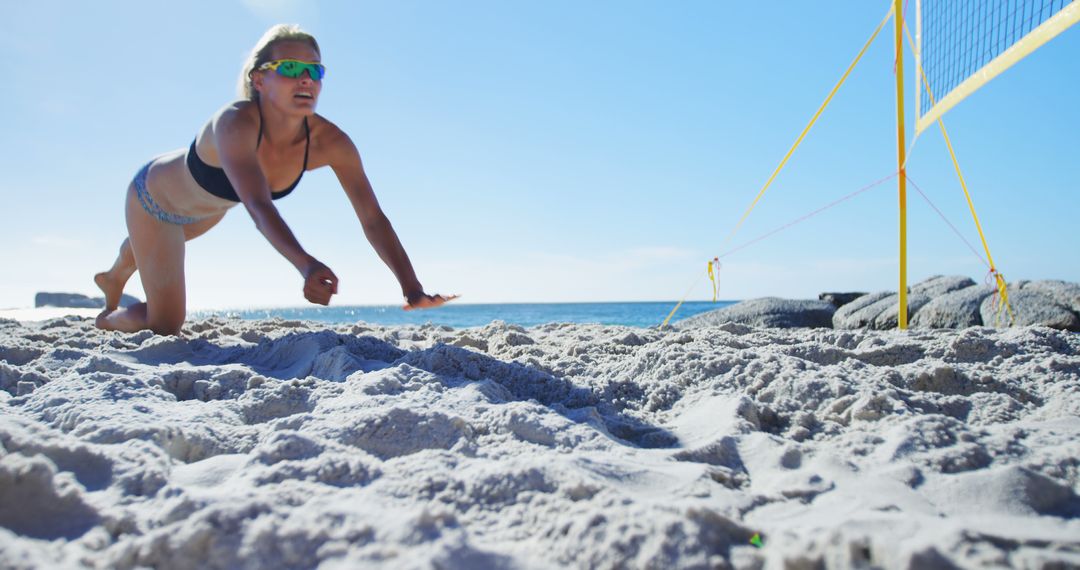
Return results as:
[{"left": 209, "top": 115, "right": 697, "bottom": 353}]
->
[
  {"left": 302, "top": 117, "right": 310, "bottom": 170},
  {"left": 255, "top": 99, "right": 264, "bottom": 150}
]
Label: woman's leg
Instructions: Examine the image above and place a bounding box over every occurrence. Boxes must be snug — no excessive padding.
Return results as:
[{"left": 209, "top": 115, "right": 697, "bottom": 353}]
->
[
  {"left": 96, "top": 178, "right": 228, "bottom": 335},
  {"left": 94, "top": 237, "right": 136, "bottom": 311},
  {"left": 95, "top": 211, "right": 224, "bottom": 311},
  {"left": 96, "top": 182, "right": 186, "bottom": 335}
]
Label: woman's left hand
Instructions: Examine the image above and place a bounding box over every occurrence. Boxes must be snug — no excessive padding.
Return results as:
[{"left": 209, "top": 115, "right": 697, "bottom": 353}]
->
[{"left": 402, "top": 293, "right": 459, "bottom": 311}]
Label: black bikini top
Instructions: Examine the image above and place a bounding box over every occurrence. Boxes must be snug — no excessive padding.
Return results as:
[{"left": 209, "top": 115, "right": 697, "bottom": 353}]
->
[{"left": 187, "top": 108, "right": 310, "bottom": 202}]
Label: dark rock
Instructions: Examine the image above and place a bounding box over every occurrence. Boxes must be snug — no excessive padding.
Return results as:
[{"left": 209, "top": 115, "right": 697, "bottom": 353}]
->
[
  {"left": 675, "top": 297, "right": 835, "bottom": 329},
  {"left": 911, "top": 285, "right": 995, "bottom": 329},
  {"left": 832, "top": 291, "right": 891, "bottom": 329},
  {"left": 872, "top": 293, "right": 933, "bottom": 330},
  {"left": 1024, "top": 280, "right": 1080, "bottom": 315},
  {"left": 818, "top": 292, "right": 867, "bottom": 308},
  {"left": 35, "top": 293, "right": 100, "bottom": 308},
  {"left": 834, "top": 276, "right": 974, "bottom": 330},
  {"left": 680, "top": 277, "right": 1080, "bottom": 331},
  {"left": 834, "top": 292, "right": 933, "bottom": 330},
  {"left": 910, "top": 275, "right": 977, "bottom": 298},
  {"left": 34, "top": 292, "right": 141, "bottom": 309},
  {"left": 980, "top": 285, "right": 1080, "bottom": 331}
]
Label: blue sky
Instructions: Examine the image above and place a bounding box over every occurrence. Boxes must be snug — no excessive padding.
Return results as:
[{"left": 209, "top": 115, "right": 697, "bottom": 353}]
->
[{"left": 3, "top": 1, "right": 1078, "bottom": 310}]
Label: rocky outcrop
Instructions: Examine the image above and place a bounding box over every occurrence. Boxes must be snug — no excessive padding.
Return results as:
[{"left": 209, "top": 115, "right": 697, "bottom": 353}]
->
[
  {"left": 872, "top": 293, "right": 932, "bottom": 330},
  {"left": 837, "top": 277, "right": 1080, "bottom": 331},
  {"left": 833, "top": 292, "right": 933, "bottom": 330},
  {"left": 818, "top": 292, "right": 866, "bottom": 308},
  {"left": 911, "top": 275, "right": 976, "bottom": 298},
  {"left": 674, "top": 298, "right": 835, "bottom": 329},
  {"left": 830, "top": 291, "right": 891, "bottom": 329},
  {"left": 833, "top": 276, "right": 977, "bottom": 330},
  {"left": 980, "top": 282, "right": 1080, "bottom": 331},
  {"left": 35, "top": 292, "right": 141, "bottom": 309},
  {"left": 911, "top": 285, "right": 995, "bottom": 329},
  {"left": 677, "top": 275, "right": 1080, "bottom": 331},
  {"left": 35, "top": 293, "right": 100, "bottom": 309},
  {"left": 1024, "top": 280, "right": 1080, "bottom": 315}
]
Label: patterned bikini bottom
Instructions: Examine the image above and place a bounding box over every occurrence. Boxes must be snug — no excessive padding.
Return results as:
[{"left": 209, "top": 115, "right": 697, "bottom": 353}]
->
[{"left": 133, "top": 162, "right": 203, "bottom": 226}]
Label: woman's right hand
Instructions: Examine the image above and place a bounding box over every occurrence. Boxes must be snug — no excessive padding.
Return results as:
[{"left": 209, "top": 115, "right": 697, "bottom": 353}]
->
[{"left": 302, "top": 260, "right": 338, "bottom": 305}]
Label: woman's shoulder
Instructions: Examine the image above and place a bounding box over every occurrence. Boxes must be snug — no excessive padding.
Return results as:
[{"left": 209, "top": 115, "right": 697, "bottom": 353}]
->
[
  {"left": 211, "top": 100, "right": 260, "bottom": 126},
  {"left": 191, "top": 101, "right": 258, "bottom": 150},
  {"left": 309, "top": 114, "right": 359, "bottom": 157},
  {"left": 196, "top": 100, "right": 260, "bottom": 146},
  {"left": 310, "top": 113, "right": 348, "bottom": 142}
]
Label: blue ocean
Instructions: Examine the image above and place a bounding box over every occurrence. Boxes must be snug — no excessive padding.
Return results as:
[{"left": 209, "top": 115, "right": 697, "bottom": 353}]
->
[{"left": 193, "top": 301, "right": 735, "bottom": 329}]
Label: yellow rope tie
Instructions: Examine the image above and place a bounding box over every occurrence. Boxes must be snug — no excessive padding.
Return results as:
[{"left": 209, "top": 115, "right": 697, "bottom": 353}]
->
[
  {"left": 708, "top": 258, "right": 720, "bottom": 302},
  {"left": 903, "top": 23, "right": 1015, "bottom": 325},
  {"left": 989, "top": 269, "right": 1015, "bottom": 326},
  {"left": 719, "top": 2, "right": 895, "bottom": 252}
]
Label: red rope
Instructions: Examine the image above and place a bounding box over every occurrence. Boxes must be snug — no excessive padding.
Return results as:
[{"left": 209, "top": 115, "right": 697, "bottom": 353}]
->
[
  {"left": 712, "top": 171, "right": 993, "bottom": 282},
  {"left": 904, "top": 173, "right": 991, "bottom": 270},
  {"left": 719, "top": 172, "right": 898, "bottom": 259}
]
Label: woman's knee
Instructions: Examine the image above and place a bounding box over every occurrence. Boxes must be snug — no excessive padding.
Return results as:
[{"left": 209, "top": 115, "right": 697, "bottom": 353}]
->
[{"left": 148, "top": 312, "right": 185, "bottom": 336}]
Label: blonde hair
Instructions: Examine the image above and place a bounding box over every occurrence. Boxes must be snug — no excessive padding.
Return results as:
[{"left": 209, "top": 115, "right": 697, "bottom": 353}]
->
[{"left": 238, "top": 24, "right": 321, "bottom": 100}]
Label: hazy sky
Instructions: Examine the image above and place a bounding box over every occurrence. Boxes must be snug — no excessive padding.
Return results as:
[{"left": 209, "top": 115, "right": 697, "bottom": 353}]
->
[{"left": 3, "top": 1, "right": 1078, "bottom": 310}]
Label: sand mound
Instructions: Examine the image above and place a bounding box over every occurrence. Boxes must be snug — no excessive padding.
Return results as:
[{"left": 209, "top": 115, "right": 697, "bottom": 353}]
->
[{"left": 1, "top": 317, "right": 1078, "bottom": 568}]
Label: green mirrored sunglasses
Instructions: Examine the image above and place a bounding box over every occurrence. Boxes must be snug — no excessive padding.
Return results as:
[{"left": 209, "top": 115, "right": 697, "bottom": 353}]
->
[{"left": 257, "top": 59, "right": 326, "bottom": 80}]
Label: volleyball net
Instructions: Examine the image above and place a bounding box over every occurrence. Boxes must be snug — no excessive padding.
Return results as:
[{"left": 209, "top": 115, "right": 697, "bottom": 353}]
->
[
  {"left": 660, "top": 0, "right": 1080, "bottom": 329},
  {"left": 916, "top": 0, "right": 1080, "bottom": 133}
]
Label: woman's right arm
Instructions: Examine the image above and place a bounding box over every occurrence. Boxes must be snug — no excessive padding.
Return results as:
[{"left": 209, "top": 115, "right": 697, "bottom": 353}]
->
[{"left": 213, "top": 106, "right": 337, "bottom": 304}]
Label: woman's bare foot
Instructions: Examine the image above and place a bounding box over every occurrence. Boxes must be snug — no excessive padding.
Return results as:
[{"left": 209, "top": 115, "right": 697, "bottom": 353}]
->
[
  {"left": 95, "top": 308, "right": 115, "bottom": 329},
  {"left": 94, "top": 271, "right": 125, "bottom": 311},
  {"left": 95, "top": 303, "right": 151, "bottom": 333}
]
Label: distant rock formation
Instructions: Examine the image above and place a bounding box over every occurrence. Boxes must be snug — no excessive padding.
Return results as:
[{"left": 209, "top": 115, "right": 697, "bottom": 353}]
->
[
  {"left": 833, "top": 276, "right": 1080, "bottom": 332},
  {"left": 35, "top": 292, "right": 141, "bottom": 309},
  {"left": 1025, "top": 280, "right": 1080, "bottom": 313},
  {"left": 677, "top": 276, "right": 1080, "bottom": 331},
  {"left": 869, "top": 293, "right": 932, "bottom": 330},
  {"left": 980, "top": 281, "right": 1080, "bottom": 330},
  {"left": 830, "top": 291, "right": 891, "bottom": 329},
  {"left": 911, "top": 275, "right": 976, "bottom": 298},
  {"left": 911, "top": 285, "right": 994, "bottom": 329},
  {"left": 674, "top": 298, "right": 835, "bottom": 329},
  {"left": 818, "top": 292, "right": 866, "bottom": 308}
]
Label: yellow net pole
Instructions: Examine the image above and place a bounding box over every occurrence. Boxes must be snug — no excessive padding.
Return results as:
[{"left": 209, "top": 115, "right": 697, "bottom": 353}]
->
[{"left": 894, "top": 0, "right": 908, "bottom": 329}]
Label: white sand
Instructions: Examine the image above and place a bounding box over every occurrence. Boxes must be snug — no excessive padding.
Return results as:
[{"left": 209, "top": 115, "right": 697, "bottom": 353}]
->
[
  {"left": 0, "top": 307, "right": 102, "bottom": 322},
  {"left": 1, "top": 316, "right": 1078, "bottom": 569}
]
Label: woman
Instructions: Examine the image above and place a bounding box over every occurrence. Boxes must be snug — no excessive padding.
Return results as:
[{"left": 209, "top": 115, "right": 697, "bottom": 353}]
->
[{"left": 94, "top": 25, "right": 453, "bottom": 335}]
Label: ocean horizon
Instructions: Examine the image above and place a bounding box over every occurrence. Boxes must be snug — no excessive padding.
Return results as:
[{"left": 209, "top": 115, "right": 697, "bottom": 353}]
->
[{"left": 191, "top": 300, "right": 737, "bottom": 329}]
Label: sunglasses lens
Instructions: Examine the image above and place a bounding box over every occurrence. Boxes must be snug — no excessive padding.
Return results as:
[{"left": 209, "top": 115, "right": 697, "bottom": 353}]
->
[
  {"left": 274, "top": 61, "right": 324, "bottom": 80},
  {"left": 276, "top": 61, "right": 301, "bottom": 78}
]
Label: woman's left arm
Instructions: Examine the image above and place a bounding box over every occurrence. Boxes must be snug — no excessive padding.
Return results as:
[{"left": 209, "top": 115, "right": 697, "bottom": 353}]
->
[{"left": 328, "top": 128, "right": 453, "bottom": 309}]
